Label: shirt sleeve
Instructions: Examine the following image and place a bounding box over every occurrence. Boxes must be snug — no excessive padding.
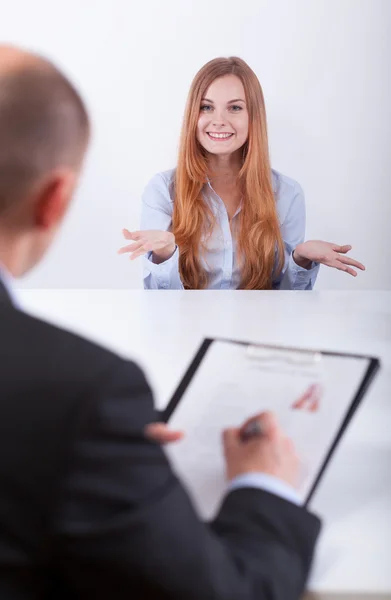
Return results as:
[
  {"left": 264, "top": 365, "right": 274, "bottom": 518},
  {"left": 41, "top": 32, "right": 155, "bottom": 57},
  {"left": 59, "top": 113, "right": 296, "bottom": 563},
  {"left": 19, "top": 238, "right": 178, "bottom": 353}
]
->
[
  {"left": 140, "top": 173, "right": 184, "bottom": 290},
  {"left": 228, "top": 473, "right": 301, "bottom": 506},
  {"left": 273, "top": 182, "right": 320, "bottom": 291}
]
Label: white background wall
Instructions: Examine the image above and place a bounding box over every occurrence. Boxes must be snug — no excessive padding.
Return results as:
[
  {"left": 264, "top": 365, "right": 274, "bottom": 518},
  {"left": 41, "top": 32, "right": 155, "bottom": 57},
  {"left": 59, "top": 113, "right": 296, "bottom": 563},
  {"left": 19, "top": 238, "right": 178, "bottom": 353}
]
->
[{"left": 1, "top": 0, "right": 390, "bottom": 290}]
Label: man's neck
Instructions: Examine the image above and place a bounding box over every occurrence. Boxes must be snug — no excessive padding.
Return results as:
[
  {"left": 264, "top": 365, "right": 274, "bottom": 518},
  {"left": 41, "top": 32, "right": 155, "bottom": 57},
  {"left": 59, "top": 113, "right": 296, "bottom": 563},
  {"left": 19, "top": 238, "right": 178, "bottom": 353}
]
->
[
  {"left": 0, "top": 230, "right": 24, "bottom": 308},
  {"left": 0, "top": 227, "right": 22, "bottom": 278},
  {"left": 0, "top": 256, "right": 13, "bottom": 276}
]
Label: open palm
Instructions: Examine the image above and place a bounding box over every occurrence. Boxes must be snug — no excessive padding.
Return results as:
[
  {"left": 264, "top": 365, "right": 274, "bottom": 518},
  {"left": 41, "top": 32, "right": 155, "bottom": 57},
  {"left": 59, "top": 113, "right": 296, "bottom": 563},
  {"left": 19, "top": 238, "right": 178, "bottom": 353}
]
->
[{"left": 295, "top": 241, "right": 365, "bottom": 277}]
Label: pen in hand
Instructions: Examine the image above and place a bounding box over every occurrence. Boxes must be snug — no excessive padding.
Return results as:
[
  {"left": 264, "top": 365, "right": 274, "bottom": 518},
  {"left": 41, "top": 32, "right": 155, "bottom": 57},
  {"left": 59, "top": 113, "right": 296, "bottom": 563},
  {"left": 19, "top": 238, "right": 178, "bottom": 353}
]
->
[{"left": 240, "top": 419, "right": 264, "bottom": 442}]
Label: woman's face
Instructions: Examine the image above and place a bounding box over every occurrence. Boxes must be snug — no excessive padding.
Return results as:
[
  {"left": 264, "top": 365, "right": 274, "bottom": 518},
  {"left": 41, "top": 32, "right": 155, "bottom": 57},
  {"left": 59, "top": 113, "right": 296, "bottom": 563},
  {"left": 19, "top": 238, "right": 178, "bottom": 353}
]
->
[{"left": 197, "top": 74, "right": 249, "bottom": 157}]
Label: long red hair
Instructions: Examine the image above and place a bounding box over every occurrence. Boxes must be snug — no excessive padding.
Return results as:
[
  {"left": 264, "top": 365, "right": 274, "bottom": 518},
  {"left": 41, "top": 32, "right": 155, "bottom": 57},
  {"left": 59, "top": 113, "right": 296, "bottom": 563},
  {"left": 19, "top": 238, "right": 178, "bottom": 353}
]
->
[{"left": 173, "top": 56, "right": 285, "bottom": 289}]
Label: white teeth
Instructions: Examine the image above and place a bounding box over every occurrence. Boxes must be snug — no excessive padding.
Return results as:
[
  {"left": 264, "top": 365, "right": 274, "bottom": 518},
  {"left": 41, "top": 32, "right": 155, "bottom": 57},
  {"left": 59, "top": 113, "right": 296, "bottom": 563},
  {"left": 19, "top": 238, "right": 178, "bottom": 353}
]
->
[{"left": 208, "top": 132, "right": 233, "bottom": 139}]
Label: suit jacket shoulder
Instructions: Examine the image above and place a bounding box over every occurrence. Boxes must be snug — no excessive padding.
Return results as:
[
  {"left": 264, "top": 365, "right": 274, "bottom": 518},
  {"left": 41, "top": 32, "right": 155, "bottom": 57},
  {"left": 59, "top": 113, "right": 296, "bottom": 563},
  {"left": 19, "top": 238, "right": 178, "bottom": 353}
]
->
[{"left": 0, "top": 302, "right": 144, "bottom": 395}]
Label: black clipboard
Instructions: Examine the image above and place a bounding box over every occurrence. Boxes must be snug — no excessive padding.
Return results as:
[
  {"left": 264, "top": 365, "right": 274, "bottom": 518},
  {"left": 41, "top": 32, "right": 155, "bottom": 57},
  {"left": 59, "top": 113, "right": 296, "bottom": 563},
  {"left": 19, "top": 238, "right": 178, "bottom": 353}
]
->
[{"left": 163, "top": 337, "right": 380, "bottom": 506}]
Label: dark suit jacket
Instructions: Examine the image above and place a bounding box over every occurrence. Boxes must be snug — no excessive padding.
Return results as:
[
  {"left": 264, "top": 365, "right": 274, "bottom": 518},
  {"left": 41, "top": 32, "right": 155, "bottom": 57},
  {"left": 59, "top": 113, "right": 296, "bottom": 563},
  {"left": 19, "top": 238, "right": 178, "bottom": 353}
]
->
[{"left": 0, "top": 278, "right": 321, "bottom": 599}]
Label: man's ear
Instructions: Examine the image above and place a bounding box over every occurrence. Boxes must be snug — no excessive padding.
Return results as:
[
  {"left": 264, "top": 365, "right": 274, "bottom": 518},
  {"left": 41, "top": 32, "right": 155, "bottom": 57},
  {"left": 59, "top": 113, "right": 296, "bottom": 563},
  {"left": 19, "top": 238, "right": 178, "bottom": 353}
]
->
[{"left": 34, "top": 170, "right": 76, "bottom": 229}]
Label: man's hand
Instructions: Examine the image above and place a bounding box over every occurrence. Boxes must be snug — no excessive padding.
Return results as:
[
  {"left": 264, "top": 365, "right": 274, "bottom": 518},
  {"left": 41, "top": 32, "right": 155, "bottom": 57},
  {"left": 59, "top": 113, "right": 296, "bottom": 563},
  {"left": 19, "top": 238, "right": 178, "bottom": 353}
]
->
[
  {"left": 145, "top": 422, "right": 184, "bottom": 444},
  {"left": 147, "top": 411, "right": 299, "bottom": 489},
  {"left": 223, "top": 412, "right": 299, "bottom": 488}
]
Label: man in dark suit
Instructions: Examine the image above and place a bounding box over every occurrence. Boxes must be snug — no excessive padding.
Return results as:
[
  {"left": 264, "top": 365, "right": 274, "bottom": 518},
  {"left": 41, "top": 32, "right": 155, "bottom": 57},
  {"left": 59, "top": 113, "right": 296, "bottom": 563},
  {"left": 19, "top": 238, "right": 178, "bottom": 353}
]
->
[{"left": 0, "top": 45, "right": 321, "bottom": 599}]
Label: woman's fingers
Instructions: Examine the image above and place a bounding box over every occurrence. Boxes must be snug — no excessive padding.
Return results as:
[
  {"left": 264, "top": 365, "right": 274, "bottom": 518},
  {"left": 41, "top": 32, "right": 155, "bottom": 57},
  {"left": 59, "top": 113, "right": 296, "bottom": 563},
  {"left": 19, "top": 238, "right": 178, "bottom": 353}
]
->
[
  {"left": 336, "top": 255, "right": 365, "bottom": 271},
  {"left": 333, "top": 260, "right": 358, "bottom": 276},
  {"left": 321, "top": 245, "right": 365, "bottom": 277},
  {"left": 118, "top": 238, "right": 161, "bottom": 260},
  {"left": 130, "top": 246, "right": 152, "bottom": 261},
  {"left": 117, "top": 241, "right": 144, "bottom": 255},
  {"left": 122, "top": 229, "right": 143, "bottom": 241},
  {"left": 332, "top": 244, "right": 352, "bottom": 254}
]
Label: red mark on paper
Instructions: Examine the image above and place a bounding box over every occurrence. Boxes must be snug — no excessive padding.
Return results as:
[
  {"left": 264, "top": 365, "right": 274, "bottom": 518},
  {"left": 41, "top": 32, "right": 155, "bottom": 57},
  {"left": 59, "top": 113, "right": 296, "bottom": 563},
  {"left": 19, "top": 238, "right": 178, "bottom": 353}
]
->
[{"left": 291, "top": 384, "right": 322, "bottom": 413}]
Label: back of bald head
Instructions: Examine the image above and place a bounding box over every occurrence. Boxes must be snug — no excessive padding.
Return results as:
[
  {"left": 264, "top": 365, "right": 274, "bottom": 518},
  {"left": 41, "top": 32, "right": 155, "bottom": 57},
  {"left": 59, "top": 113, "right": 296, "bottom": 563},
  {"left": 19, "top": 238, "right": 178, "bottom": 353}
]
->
[{"left": 0, "top": 47, "right": 89, "bottom": 216}]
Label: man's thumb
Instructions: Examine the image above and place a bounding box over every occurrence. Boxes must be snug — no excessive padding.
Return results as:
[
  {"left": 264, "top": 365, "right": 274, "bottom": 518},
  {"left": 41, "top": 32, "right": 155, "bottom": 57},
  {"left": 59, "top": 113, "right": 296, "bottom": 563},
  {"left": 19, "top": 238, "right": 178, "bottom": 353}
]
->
[{"left": 223, "top": 427, "right": 239, "bottom": 452}]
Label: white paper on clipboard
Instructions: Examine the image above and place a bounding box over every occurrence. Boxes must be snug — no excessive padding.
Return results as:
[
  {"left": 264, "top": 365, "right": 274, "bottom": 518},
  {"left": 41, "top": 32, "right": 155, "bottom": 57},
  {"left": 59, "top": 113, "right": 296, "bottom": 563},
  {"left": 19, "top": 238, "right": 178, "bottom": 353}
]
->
[{"left": 165, "top": 339, "right": 371, "bottom": 519}]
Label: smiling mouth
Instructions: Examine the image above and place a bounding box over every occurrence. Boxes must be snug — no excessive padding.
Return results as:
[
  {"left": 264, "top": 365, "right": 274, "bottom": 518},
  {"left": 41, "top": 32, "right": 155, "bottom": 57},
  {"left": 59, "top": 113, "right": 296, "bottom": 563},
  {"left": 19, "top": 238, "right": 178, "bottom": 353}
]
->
[{"left": 207, "top": 132, "right": 234, "bottom": 141}]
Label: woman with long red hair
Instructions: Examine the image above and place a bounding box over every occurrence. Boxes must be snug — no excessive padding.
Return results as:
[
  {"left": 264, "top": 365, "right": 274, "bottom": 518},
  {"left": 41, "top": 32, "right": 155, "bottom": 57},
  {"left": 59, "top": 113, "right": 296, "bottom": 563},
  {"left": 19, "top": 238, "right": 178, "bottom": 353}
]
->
[{"left": 119, "top": 57, "right": 365, "bottom": 289}]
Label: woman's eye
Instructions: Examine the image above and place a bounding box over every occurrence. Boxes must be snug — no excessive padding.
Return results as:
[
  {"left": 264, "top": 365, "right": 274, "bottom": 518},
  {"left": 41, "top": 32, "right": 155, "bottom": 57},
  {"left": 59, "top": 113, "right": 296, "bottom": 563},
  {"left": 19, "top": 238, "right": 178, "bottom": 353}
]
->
[
  {"left": 230, "top": 105, "right": 242, "bottom": 112},
  {"left": 200, "top": 105, "right": 212, "bottom": 112}
]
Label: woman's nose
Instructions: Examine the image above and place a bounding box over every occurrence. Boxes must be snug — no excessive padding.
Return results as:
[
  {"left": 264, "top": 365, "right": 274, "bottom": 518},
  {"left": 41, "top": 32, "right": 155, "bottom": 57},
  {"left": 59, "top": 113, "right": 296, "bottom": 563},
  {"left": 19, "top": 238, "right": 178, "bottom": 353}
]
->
[{"left": 212, "top": 113, "right": 226, "bottom": 127}]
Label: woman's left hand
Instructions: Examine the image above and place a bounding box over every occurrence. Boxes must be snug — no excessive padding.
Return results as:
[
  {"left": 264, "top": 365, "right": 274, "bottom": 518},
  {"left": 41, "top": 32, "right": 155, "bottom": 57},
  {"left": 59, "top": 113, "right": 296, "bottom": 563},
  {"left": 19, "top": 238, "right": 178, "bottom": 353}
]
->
[{"left": 293, "top": 241, "right": 366, "bottom": 277}]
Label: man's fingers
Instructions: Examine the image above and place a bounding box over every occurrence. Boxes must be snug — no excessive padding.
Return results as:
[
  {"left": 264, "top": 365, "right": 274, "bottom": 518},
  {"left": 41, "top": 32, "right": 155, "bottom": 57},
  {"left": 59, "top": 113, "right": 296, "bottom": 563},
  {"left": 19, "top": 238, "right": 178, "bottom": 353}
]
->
[
  {"left": 239, "top": 411, "right": 280, "bottom": 441},
  {"left": 222, "top": 427, "right": 240, "bottom": 451},
  {"left": 145, "top": 423, "right": 184, "bottom": 444},
  {"left": 283, "top": 436, "right": 296, "bottom": 454},
  {"left": 257, "top": 411, "right": 280, "bottom": 440}
]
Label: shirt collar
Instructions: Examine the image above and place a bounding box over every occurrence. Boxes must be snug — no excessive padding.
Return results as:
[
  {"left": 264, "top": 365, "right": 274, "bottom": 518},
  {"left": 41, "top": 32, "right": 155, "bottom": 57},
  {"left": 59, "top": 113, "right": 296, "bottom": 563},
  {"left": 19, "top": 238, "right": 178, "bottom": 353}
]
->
[
  {"left": 204, "top": 180, "right": 243, "bottom": 218},
  {"left": 0, "top": 262, "right": 20, "bottom": 308}
]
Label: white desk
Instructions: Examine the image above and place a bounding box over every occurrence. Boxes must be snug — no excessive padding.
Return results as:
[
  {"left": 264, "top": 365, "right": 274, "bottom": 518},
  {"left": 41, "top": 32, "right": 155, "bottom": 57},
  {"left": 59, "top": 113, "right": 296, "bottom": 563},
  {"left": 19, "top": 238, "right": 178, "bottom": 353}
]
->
[{"left": 17, "top": 289, "right": 391, "bottom": 595}]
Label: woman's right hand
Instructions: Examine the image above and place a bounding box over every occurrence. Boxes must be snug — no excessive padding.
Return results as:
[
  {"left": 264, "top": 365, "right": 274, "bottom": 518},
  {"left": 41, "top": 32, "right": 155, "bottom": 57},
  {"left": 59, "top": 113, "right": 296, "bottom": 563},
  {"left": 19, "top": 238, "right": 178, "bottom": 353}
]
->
[{"left": 118, "top": 229, "right": 176, "bottom": 262}]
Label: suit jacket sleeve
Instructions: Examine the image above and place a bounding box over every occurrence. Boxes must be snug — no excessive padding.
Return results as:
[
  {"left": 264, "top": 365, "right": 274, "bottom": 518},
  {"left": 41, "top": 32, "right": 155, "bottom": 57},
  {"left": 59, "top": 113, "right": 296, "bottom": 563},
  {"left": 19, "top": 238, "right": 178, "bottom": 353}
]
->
[{"left": 51, "top": 357, "right": 321, "bottom": 600}]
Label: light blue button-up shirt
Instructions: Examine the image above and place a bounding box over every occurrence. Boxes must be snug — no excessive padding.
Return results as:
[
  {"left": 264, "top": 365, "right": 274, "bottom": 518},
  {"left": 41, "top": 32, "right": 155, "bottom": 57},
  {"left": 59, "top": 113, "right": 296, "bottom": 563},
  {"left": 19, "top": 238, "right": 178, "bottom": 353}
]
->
[{"left": 141, "top": 168, "right": 319, "bottom": 290}]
